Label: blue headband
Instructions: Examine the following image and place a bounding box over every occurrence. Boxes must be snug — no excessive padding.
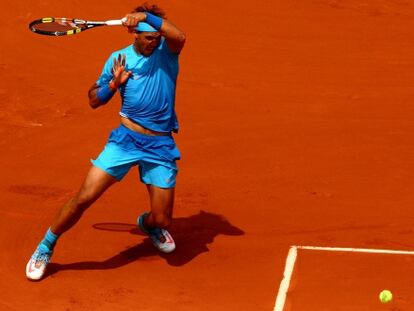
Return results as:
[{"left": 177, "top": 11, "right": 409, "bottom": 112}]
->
[{"left": 136, "top": 22, "right": 157, "bottom": 32}]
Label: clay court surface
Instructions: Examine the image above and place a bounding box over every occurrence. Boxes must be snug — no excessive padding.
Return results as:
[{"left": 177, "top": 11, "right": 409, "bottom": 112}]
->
[{"left": 1, "top": 0, "right": 414, "bottom": 310}]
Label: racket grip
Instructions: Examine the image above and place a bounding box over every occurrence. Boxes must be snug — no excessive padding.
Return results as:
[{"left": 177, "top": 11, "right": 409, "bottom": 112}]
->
[{"left": 105, "top": 18, "right": 126, "bottom": 26}]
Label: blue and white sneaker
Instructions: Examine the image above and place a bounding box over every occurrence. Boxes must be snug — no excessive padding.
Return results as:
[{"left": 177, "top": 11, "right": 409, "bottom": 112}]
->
[
  {"left": 26, "top": 247, "right": 52, "bottom": 281},
  {"left": 138, "top": 212, "right": 176, "bottom": 253}
]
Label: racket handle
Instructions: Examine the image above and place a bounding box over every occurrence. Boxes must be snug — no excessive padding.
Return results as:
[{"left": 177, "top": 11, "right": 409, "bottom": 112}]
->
[{"left": 105, "top": 18, "right": 126, "bottom": 26}]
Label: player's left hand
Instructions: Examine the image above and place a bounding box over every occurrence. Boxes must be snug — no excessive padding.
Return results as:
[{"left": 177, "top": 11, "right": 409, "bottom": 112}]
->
[
  {"left": 111, "top": 54, "right": 132, "bottom": 88},
  {"left": 122, "top": 12, "right": 146, "bottom": 32}
]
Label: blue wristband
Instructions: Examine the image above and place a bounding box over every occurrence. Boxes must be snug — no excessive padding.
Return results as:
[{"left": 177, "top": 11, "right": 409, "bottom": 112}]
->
[
  {"left": 97, "top": 83, "right": 115, "bottom": 103},
  {"left": 145, "top": 12, "right": 163, "bottom": 30}
]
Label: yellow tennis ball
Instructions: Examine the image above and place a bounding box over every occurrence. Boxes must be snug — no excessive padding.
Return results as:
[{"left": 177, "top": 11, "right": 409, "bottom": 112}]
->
[{"left": 379, "top": 290, "right": 393, "bottom": 303}]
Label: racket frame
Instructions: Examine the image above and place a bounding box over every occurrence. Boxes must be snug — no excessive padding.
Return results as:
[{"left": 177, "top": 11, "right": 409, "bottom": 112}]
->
[{"left": 29, "top": 17, "right": 125, "bottom": 36}]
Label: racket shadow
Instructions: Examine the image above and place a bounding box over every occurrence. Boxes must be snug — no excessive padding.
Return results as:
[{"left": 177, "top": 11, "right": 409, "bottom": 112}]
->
[{"left": 46, "top": 211, "right": 244, "bottom": 277}]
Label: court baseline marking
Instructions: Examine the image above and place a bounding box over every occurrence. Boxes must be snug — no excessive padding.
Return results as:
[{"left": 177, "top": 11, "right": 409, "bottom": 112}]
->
[{"left": 273, "top": 245, "right": 414, "bottom": 311}]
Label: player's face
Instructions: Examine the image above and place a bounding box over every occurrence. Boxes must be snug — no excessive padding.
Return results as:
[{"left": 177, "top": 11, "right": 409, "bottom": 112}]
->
[{"left": 134, "top": 32, "right": 161, "bottom": 56}]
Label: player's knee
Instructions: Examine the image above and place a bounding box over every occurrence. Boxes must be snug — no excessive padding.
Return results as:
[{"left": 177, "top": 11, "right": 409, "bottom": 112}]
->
[
  {"left": 73, "top": 191, "right": 95, "bottom": 211},
  {"left": 63, "top": 200, "right": 85, "bottom": 218}
]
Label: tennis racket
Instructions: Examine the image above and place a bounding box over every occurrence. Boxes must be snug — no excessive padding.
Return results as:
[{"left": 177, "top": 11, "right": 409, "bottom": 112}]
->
[{"left": 28, "top": 17, "right": 127, "bottom": 36}]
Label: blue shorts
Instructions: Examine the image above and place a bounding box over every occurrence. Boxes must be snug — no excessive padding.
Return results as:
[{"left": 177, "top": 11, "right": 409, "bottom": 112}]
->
[{"left": 91, "top": 125, "right": 180, "bottom": 188}]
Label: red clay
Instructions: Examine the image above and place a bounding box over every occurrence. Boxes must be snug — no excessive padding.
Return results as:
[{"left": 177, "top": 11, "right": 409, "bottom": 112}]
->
[{"left": 1, "top": 0, "right": 414, "bottom": 310}]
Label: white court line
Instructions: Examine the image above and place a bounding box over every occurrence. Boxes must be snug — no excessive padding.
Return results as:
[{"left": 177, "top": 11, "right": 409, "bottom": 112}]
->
[
  {"left": 273, "top": 246, "right": 298, "bottom": 311},
  {"left": 273, "top": 245, "right": 414, "bottom": 311},
  {"left": 296, "top": 245, "right": 414, "bottom": 255}
]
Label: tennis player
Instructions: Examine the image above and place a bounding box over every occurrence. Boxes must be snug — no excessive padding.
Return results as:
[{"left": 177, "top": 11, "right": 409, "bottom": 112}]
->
[{"left": 26, "top": 3, "right": 186, "bottom": 281}]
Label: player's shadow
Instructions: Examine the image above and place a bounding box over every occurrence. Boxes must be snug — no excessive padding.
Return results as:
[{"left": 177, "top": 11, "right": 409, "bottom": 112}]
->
[{"left": 47, "top": 211, "right": 244, "bottom": 277}]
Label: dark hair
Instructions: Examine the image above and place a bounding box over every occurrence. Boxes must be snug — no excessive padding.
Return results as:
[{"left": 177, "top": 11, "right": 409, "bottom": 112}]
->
[{"left": 132, "top": 2, "right": 166, "bottom": 18}]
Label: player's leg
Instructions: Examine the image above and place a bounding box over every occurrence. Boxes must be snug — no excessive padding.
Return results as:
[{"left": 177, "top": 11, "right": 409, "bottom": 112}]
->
[
  {"left": 137, "top": 162, "right": 177, "bottom": 253},
  {"left": 51, "top": 166, "right": 118, "bottom": 234},
  {"left": 144, "top": 185, "right": 174, "bottom": 228},
  {"left": 138, "top": 185, "right": 176, "bottom": 253},
  {"left": 26, "top": 125, "right": 136, "bottom": 280},
  {"left": 44, "top": 126, "right": 133, "bottom": 246},
  {"left": 26, "top": 166, "right": 118, "bottom": 281}
]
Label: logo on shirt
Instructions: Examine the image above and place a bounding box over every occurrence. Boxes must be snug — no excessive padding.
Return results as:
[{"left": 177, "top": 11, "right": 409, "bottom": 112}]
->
[{"left": 131, "top": 73, "right": 143, "bottom": 80}]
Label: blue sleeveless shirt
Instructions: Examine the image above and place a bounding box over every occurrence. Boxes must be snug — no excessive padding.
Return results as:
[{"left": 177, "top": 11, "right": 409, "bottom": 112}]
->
[{"left": 96, "top": 38, "right": 179, "bottom": 133}]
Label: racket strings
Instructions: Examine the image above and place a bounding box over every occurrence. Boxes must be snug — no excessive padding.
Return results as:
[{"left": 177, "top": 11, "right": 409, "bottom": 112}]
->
[
  {"left": 29, "top": 17, "right": 109, "bottom": 36},
  {"left": 29, "top": 18, "right": 88, "bottom": 36},
  {"left": 32, "top": 21, "right": 80, "bottom": 32}
]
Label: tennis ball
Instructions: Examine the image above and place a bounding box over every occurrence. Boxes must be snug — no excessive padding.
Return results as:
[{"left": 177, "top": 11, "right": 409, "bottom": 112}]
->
[{"left": 379, "top": 290, "right": 393, "bottom": 303}]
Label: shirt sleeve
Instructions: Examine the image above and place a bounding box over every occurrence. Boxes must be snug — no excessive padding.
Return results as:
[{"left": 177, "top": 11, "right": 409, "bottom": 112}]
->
[{"left": 96, "top": 54, "right": 114, "bottom": 86}]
